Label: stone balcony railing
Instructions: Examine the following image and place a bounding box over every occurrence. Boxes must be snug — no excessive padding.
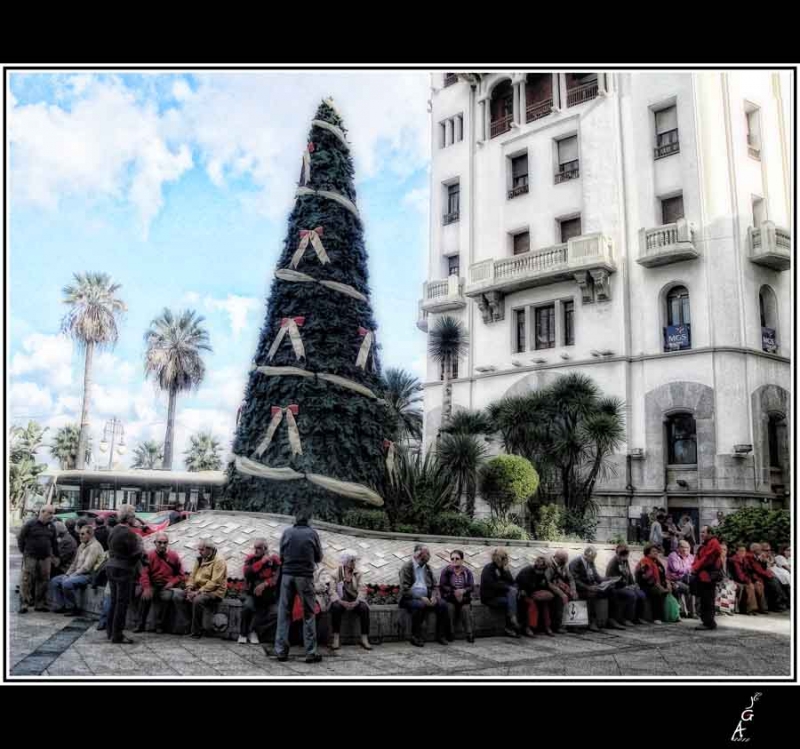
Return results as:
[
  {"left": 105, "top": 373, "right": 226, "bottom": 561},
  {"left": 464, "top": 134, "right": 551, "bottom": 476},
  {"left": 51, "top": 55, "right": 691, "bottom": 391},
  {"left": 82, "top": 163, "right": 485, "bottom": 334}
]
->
[
  {"left": 637, "top": 218, "right": 699, "bottom": 268},
  {"left": 416, "top": 300, "right": 429, "bottom": 332},
  {"left": 419, "top": 274, "right": 466, "bottom": 315},
  {"left": 748, "top": 221, "right": 790, "bottom": 271},
  {"left": 466, "top": 233, "right": 615, "bottom": 320}
]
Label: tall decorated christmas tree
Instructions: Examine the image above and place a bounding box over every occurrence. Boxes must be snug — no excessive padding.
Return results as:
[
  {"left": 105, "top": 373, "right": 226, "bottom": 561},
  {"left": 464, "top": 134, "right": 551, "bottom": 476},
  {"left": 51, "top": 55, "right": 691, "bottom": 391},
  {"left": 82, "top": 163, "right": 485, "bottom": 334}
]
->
[{"left": 224, "top": 99, "right": 397, "bottom": 520}]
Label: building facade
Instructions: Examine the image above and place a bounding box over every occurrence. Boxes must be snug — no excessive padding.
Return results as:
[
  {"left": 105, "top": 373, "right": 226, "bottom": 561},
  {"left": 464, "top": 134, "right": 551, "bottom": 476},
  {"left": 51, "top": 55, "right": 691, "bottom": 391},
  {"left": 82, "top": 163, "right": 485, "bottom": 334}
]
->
[{"left": 419, "top": 70, "right": 792, "bottom": 540}]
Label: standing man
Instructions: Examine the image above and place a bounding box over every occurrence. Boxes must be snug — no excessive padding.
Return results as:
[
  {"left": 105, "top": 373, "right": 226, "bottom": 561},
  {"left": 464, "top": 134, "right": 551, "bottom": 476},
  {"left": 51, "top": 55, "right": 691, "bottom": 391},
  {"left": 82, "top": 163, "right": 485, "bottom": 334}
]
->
[
  {"left": 17, "top": 505, "right": 59, "bottom": 613},
  {"left": 93, "top": 516, "right": 110, "bottom": 551},
  {"left": 399, "top": 544, "right": 450, "bottom": 647},
  {"left": 135, "top": 532, "right": 184, "bottom": 634},
  {"left": 274, "top": 507, "right": 323, "bottom": 663},
  {"left": 691, "top": 525, "right": 723, "bottom": 631},
  {"left": 106, "top": 504, "right": 144, "bottom": 644}
]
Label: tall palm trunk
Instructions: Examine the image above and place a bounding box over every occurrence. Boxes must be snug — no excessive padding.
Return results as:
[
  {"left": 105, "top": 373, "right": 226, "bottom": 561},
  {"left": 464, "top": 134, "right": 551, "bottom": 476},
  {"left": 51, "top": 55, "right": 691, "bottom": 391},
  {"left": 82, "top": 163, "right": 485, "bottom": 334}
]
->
[
  {"left": 441, "top": 354, "right": 452, "bottom": 429},
  {"left": 163, "top": 386, "right": 178, "bottom": 470},
  {"left": 76, "top": 341, "right": 94, "bottom": 470}
]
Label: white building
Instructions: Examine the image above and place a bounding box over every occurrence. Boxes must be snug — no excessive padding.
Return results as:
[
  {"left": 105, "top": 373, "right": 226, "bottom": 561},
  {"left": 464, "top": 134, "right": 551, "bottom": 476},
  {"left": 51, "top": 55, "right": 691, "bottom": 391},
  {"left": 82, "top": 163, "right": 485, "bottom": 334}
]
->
[{"left": 419, "top": 70, "right": 792, "bottom": 540}]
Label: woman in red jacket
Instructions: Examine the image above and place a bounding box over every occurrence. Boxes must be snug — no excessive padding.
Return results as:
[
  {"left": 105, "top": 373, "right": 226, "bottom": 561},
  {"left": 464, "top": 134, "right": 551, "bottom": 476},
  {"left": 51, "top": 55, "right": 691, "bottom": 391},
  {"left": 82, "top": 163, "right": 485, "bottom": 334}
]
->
[
  {"left": 636, "top": 543, "right": 672, "bottom": 623},
  {"left": 729, "top": 545, "right": 763, "bottom": 614}
]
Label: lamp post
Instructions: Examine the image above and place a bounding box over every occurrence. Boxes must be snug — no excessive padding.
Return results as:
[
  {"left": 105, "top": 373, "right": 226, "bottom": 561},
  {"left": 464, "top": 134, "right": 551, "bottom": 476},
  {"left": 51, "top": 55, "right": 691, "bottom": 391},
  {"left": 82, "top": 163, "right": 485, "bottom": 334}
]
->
[{"left": 98, "top": 417, "right": 127, "bottom": 470}]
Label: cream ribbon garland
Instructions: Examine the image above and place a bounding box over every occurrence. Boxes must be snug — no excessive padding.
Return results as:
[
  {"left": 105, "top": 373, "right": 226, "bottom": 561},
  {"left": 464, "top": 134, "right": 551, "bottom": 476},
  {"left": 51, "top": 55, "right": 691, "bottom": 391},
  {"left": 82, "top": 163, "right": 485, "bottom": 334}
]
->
[
  {"left": 295, "top": 186, "right": 360, "bottom": 220},
  {"left": 355, "top": 327, "right": 374, "bottom": 369},
  {"left": 311, "top": 119, "right": 348, "bottom": 147},
  {"left": 254, "top": 405, "right": 302, "bottom": 458},
  {"left": 251, "top": 365, "right": 383, "bottom": 402},
  {"left": 383, "top": 439, "right": 396, "bottom": 474},
  {"left": 291, "top": 227, "right": 329, "bottom": 269},
  {"left": 274, "top": 268, "right": 367, "bottom": 302},
  {"left": 235, "top": 455, "right": 384, "bottom": 507},
  {"left": 267, "top": 317, "right": 306, "bottom": 361}
]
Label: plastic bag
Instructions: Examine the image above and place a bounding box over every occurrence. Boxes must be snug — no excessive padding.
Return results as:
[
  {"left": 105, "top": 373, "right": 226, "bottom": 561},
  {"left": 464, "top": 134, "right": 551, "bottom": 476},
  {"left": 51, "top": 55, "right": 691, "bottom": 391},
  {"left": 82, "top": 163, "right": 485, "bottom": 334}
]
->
[{"left": 663, "top": 592, "right": 681, "bottom": 623}]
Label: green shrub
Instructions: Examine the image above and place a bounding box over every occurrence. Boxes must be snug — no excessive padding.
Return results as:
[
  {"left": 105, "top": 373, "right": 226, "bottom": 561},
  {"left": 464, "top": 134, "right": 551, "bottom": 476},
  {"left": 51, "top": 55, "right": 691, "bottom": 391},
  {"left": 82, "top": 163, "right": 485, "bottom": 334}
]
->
[
  {"left": 430, "top": 512, "right": 473, "bottom": 537},
  {"left": 468, "top": 519, "right": 492, "bottom": 537},
  {"left": 342, "top": 509, "right": 390, "bottom": 532},
  {"left": 395, "top": 524, "right": 418, "bottom": 535},
  {"left": 479, "top": 455, "right": 539, "bottom": 521},
  {"left": 534, "top": 503, "right": 563, "bottom": 541},
  {"left": 561, "top": 508, "right": 597, "bottom": 542},
  {"left": 717, "top": 507, "right": 790, "bottom": 551},
  {"left": 465, "top": 518, "right": 530, "bottom": 540}
]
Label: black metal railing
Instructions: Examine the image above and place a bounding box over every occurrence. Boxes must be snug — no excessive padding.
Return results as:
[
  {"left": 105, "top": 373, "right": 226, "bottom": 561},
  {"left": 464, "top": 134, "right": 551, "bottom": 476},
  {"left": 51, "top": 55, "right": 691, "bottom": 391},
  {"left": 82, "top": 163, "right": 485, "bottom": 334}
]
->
[
  {"left": 554, "top": 161, "right": 580, "bottom": 184},
  {"left": 490, "top": 113, "right": 513, "bottom": 138},
  {"left": 526, "top": 97, "right": 553, "bottom": 122},
  {"left": 567, "top": 80, "right": 598, "bottom": 107},
  {"left": 655, "top": 129, "right": 680, "bottom": 159},
  {"left": 443, "top": 211, "right": 460, "bottom": 225}
]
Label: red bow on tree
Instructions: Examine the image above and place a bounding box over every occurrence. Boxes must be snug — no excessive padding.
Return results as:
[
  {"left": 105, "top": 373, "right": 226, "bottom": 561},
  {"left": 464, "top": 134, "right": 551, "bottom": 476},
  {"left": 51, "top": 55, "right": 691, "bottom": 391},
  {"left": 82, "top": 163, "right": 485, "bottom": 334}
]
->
[
  {"left": 280, "top": 316, "right": 305, "bottom": 327},
  {"left": 298, "top": 227, "right": 323, "bottom": 239}
]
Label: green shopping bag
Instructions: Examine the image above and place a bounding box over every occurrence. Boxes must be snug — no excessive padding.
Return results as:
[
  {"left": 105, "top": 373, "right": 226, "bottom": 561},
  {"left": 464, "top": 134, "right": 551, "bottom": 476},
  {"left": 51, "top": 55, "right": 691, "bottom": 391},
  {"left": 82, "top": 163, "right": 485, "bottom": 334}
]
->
[{"left": 663, "top": 593, "right": 681, "bottom": 623}]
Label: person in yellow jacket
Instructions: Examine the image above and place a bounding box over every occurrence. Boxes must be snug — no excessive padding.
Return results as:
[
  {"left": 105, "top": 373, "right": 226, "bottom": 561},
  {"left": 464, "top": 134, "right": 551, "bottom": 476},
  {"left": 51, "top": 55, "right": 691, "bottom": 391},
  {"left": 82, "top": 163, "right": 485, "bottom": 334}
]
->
[{"left": 174, "top": 540, "right": 228, "bottom": 638}]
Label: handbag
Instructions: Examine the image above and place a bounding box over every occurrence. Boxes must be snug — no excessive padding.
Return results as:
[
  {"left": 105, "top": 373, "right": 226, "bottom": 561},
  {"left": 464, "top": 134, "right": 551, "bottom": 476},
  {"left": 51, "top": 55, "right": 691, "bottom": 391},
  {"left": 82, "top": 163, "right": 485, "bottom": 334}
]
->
[{"left": 663, "top": 593, "right": 680, "bottom": 622}]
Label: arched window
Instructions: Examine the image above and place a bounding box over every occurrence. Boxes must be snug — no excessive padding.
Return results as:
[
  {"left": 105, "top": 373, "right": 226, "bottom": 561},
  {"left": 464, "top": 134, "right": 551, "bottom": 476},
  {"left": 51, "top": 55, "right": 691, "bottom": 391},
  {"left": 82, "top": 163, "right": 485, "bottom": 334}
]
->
[
  {"left": 490, "top": 80, "right": 514, "bottom": 138},
  {"left": 667, "top": 413, "right": 697, "bottom": 464},
  {"left": 767, "top": 414, "right": 784, "bottom": 468},
  {"left": 664, "top": 285, "right": 691, "bottom": 351},
  {"left": 759, "top": 285, "right": 778, "bottom": 353}
]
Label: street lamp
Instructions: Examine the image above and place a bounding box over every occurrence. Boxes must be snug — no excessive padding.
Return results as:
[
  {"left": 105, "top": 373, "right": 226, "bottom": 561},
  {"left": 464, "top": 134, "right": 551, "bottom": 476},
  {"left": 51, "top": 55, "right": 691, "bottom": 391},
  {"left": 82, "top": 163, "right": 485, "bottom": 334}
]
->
[{"left": 99, "top": 417, "right": 126, "bottom": 470}]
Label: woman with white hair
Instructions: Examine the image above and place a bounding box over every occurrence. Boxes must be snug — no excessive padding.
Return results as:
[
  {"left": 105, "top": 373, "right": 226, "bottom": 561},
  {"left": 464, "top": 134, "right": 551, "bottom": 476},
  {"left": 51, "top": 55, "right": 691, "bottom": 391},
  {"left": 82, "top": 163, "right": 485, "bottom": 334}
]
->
[{"left": 329, "top": 551, "right": 371, "bottom": 650}]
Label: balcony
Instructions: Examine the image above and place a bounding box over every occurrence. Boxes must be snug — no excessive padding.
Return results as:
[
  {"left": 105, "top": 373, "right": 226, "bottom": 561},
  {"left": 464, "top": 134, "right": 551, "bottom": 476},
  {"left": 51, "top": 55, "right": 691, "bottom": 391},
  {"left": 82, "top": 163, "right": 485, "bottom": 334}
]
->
[
  {"left": 416, "top": 301, "right": 429, "bottom": 332},
  {"left": 420, "top": 275, "right": 466, "bottom": 315},
  {"left": 554, "top": 160, "right": 580, "bottom": 184},
  {"left": 490, "top": 113, "right": 513, "bottom": 139},
  {"left": 443, "top": 73, "right": 458, "bottom": 88},
  {"left": 466, "top": 233, "right": 615, "bottom": 316},
  {"left": 567, "top": 80, "right": 598, "bottom": 108},
  {"left": 637, "top": 219, "right": 699, "bottom": 268},
  {"left": 655, "top": 129, "right": 680, "bottom": 159},
  {"left": 749, "top": 221, "right": 790, "bottom": 271},
  {"left": 507, "top": 180, "right": 529, "bottom": 200},
  {"left": 443, "top": 211, "right": 460, "bottom": 226},
  {"left": 526, "top": 97, "right": 553, "bottom": 123},
  {"left": 747, "top": 134, "right": 761, "bottom": 159}
]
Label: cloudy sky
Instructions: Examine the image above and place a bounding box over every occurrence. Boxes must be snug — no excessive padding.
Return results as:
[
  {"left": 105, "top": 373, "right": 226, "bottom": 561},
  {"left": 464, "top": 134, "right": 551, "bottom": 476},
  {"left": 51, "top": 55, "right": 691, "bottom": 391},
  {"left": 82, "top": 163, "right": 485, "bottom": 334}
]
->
[{"left": 8, "top": 70, "right": 431, "bottom": 469}]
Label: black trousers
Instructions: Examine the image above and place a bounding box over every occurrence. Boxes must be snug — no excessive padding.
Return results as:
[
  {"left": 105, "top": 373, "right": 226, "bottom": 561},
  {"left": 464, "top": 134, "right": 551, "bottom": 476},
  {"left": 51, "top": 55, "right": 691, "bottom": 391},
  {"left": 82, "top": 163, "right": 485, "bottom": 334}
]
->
[
  {"left": 107, "top": 567, "right": 135, "bottom": 642},
  {"left": 330, "top": 600, "right": 370, "bottom": 635},
  {"left": 697, "top": 581, "right": 717, "bottom": 629}
]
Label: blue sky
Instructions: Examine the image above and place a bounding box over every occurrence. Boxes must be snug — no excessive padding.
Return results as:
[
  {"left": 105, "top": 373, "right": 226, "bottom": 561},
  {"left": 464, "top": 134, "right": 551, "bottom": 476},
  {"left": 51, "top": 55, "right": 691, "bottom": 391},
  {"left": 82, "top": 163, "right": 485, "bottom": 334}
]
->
[{"left": 8, "top": 71, "right": 431, "bottom": 468}]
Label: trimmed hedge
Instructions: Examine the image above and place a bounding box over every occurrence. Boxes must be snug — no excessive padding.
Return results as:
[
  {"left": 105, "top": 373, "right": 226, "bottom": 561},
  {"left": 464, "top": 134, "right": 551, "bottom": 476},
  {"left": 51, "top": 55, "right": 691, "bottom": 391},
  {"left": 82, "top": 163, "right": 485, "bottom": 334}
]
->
[
  {"left": 342, "top": 509, "right": 390, "bottom": 532},
  {"left": 717, "top": 507, "right": 790, "bottom": 551}
]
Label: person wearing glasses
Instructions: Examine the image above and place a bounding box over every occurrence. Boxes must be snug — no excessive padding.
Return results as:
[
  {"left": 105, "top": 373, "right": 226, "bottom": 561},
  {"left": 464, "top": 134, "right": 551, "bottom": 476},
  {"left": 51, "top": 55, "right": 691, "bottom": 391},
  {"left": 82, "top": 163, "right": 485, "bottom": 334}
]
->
[{"left": 438, "top": 549, "right": 475, "bottom": 643}]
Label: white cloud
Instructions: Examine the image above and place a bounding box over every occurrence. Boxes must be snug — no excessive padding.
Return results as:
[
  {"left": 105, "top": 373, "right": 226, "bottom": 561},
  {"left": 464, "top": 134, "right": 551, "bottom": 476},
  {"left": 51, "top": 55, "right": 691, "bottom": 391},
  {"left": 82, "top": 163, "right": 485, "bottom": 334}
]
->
[
  {"left": 204, "top": 294, "right": 261, "bottom": 339},
  {"left": 94, "top": 350, "right": 136, "bottom": 384},
  {"left": 402, "top": 186, "right": 430, "bottom": 215},
  {"left": 172, "top": 79, "right": 192, "bottom": 101},
  {"left": 9, "top": 381, "right": 53, "bottom": 415},
  {"left": 10, "top": 332, "right": 74, "bottom": 389}
]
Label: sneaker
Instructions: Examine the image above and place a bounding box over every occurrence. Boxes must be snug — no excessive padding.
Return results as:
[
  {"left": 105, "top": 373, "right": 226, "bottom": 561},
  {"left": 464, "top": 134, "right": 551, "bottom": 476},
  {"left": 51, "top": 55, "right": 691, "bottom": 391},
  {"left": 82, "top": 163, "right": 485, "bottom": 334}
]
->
[
  {"left": 248, "top": 631, "right": 260, "bottom": 644},
  {"left": 524, "top": 627, "right": 536, "bottom": 638},
  {"left": 237, "top": 635, "right": 248, "bottom": 644},
  {"left": 304, "top": 654, "right": 322, "bottom": 664},
  {"left": 653, "top": 620, "right": 663, "bottom": 624},
  {"left": 504, "top": 626, "right": 520, "bottom": 638}
]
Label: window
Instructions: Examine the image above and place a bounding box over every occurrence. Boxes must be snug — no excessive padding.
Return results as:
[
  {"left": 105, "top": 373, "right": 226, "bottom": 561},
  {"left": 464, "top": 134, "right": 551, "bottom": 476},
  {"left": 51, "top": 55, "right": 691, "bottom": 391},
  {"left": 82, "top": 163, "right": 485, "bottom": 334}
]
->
[
  {"left": 767, "top": 414, "right": 783, "bottom": 468},
  {"left": 439, "top": 114, "right": 464, "bottom": 149},
  {"left": 746, "top": 107, "right": 761, "bottom": 158},
  {"left": 560, "top": 216, "right": 582, "bottom": 244},
  {"left": 535, "top": 305, "right": 556, "bottom": 349},
  {"left": 759, "top": 286, "right": 778, "bottom": 353},
  {"left": 654, "top": 105, "right": 679, "bottom": 159},
  {"left": 444, "top": 72, "right": 458, "bottom": 87},
  {"left": 513, "top": 231, "right": 530, "bottom": 256},
  {"left": 444, "top": 183, "right": 460, "bottom": 224},
  {"left": 440, "top": 358, "right": 458, "bottom": 380},
  {"left": 752, "top": 196, "right": 765, "bottom": 228},
  {"left": 555, "top": 136, "right": 580, "bottom": 183},
  {"left": 448, "top": 255, "right": 460, "bottom": 277},
  {"left": 490, "top": 80, "right": 514, "bottom": 138},
  {"left": 664, "top": 285, "right": 691, "bottom": 351},
  {"left": 509, "top": 154, "right": 529, "bottom": 198},
  {"left": 667, "top": 413, "right": 697, "bottom": 464},
  {"left": 661, "top": 194, "right": 685, "bottom": 225},
  {"left": 563, "top": 300, "right": 575, "bottom": 345},
  {"left": 515, "top": 309, "right": 526, "bottom": 353}
]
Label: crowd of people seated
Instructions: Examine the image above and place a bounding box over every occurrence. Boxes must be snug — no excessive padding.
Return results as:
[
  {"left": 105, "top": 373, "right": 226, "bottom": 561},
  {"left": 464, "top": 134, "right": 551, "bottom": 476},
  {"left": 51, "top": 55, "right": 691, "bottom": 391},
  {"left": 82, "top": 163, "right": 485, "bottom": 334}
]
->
[{"left": 16, "top": 505, "right": 791, "bottom": 660}]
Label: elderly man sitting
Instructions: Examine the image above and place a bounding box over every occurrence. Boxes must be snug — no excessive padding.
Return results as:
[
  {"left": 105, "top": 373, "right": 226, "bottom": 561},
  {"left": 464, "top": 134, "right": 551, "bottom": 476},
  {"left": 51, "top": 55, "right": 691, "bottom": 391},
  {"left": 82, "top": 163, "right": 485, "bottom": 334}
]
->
[
  {"left": 173, "top": 540, "right": 228, "bottom": 638},
  {"left": 569, "top": 546, "right": 620, "bottom": 632},
  {"left": 605, "top": 543, "right": 647, "bottom": 625},
  {"left": 546, "top": 549, "right": 577, "bottom": 633},
  {"left": 49, "top": 524, "right": 104, "bottom": 615},
  {"left": 399, "top": 544, "right": 450, "bottom": 647},
  {"left": 135, "top": 532, "right": 184, "bottom": 634},
  {"left": 330, "top": 551, "right": 372, "bottom": 651}
]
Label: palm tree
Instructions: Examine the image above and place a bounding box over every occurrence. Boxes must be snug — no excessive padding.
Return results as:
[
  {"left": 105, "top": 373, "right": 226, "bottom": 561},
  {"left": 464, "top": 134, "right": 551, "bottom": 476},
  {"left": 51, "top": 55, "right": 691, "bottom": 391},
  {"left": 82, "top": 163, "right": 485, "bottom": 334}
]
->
[
  {"left": 427, "top": 315, "right": 468, "bottom": 431},
  {"left": 50, "top": 424, "right": 92, "bottom": 469},
  {"left": 9, "top": 422, "right": 49, "bottom": 515},
  {"left": 144, "top": 309, "right": 212, "bottom": 469},
  {"left": 437, "top": 432, "right": 487, "bottom": 518},
  {"left": 61, "top": 272, "right": 127, "bottom": 469},
  {"left": 184, "top": 431, "right": 223, "bottom": 472},
  {"left": 380, "top": 368, "right": 423, "bottom": 443},
  {"left": 131, "top": 440, "right": 163, "bottom": 469}
]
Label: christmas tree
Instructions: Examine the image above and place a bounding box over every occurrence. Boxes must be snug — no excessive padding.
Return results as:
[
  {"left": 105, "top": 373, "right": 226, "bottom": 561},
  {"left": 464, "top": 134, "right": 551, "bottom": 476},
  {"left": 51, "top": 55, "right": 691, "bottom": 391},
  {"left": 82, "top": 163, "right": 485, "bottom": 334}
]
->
[{"left": 224, "top": 99, "right": 397, "bottom": 519}]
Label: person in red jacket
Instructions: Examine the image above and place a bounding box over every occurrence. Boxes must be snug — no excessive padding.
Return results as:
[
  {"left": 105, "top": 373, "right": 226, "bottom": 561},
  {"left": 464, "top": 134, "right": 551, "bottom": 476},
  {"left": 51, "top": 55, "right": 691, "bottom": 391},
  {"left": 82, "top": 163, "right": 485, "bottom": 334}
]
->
[
  {"left": 135, "top": 533, "right": 184, "bottom": 633},
  {"left": 728, "top": 545, "right": 763, "bottom": 614},
  {"left": 746, "top": 543, "right": 788, "bottom": 612},
  {"left": 238, "top": 538, "right": 281, "bottom": 645},
  {"left": 691, "top": 525, "right": 723, "bottom": 630}
]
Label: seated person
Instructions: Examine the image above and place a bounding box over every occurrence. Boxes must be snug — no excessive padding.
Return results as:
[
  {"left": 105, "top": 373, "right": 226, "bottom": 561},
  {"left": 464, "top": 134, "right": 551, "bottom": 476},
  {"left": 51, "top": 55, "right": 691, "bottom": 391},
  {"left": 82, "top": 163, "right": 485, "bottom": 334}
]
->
[
  {"left": 729, "top": 545, "right": 762, "bottom": 614},
  {"left": 480, "top": 548, "right": 520, "bottom": 638},
  {"left": 439, "top": 550, "right": 475, "bottom": 643},
  {"left": 606, "top": 543, "right": 646, "bottom": 625},
  {"left": 173, "top": 540, "right": 227, "bottom": 638},
  {"left": 329, "top": 551, "right": 372, "bottom": 651},
  {"left": 635, "top": 542, "right": 672, "bottom": 623},
  {"left": 93, "top": 516, "right": 109, "bottom": 551},
  {"left": 49, "top": 524, "right": 104, "bottom": 614},
  {"left": 569, "top": 545, "right": 617, "bottom": 631},
  {"left": 52, "top": 521, "right": 78, "bottom": 578},
  {"left": 666, "top": 540, "right": 696, "bottom": 618},
  {"left": 399, "top": 544, "right": 450, "bottom": 647},
  {"left": 515, "top": 556, "right": 556, "bottom": 637},
  {"left": 746, "top": 543, "right": 788, "bottom": 612},
  {"left": 546, "top": 549, "right": 578, "bottom": 633},
  {"left": 238, "top": 538, "right": 281, "bottom": 645},
  {"left": 135, "top": 532, "right": 184, "bottom": 634},
  {"left": 771, "top": 545, "right": 791, "bottom": 600}
]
